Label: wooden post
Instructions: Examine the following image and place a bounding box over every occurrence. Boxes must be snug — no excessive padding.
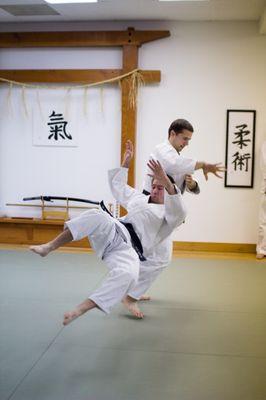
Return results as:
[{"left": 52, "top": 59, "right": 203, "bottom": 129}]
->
[{"left": 121, "top": 43, "right": 139, "bottom": 188}]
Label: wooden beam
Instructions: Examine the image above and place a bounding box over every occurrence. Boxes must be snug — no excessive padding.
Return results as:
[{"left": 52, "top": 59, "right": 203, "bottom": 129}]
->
[
  {"left": 121, "top": 45, "right": 139, "bottom": 189},
  {"left": 0, "top": 28, "right": 170, "bottom": 48},
  {"left": 0, "top": 69, "right": 161, "bottom": 84}
]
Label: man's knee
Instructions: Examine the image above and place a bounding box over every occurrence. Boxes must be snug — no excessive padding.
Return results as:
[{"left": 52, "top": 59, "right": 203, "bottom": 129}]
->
[
  {"left": 84, "top": 209, "right": 109, "bottom": 221},
  {"left": 118, "top": 267, "right": 139, "bottom": 287},
  {"left": 84, "top": 209, "right": 114, "bottom": 233},
  {"left": 66, "top": 208, "right": 115, "bottom": 243}
]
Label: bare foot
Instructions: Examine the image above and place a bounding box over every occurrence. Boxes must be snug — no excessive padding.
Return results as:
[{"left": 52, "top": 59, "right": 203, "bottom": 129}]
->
[
  {"left": 63, "top": 299, "right": 96, "bottom": 326},
  {"left": 122, "top": 295, "right": 144, "bottom": 319},
  {"left": 256, "top": 253, "right": 265, "bottom": 260},
  {"left": 63, "top": 310, "right": 82, "bottom": 326},
  {"left": 139, "top": 295, "right": 151, "bottom": 301},
  {"left": 30, "top": 244, "right": 51, "bottom": 257}
]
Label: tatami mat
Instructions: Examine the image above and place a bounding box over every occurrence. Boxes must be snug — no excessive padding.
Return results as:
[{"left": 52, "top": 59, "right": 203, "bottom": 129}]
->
[{"left": 1, "top": 249, "right": 266, "bottom": 400}]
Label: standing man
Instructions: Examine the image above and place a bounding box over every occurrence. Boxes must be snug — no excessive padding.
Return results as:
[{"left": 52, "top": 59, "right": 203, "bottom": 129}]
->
[
  {"left": 137, "top": 119, "right": 225, "bottom": 304},
  {"left": 256, "top": 140, "right": 266, "bottom": 259},
  {"left": 143, "top": 118, "right": 225, "bottom": 195}
]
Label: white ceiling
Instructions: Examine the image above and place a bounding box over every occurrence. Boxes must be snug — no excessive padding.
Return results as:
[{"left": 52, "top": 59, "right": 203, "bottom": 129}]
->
[{"left": 0, "top": 0, "right": 265, "bottom": 23}]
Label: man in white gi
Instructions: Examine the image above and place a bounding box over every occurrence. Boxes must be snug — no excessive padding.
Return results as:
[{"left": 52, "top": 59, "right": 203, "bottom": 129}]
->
[
  {"left": 143, "top": 118, "right": 225, "bottom": 195},
  {"left": 30, "top": 140, "right": 187, "bottom": 325},
  {"left": 256, "top": 140, "right": 266, "bottom": 259},
  {"left": 139, "top": 119, "right": 225, "bottom": 304}
]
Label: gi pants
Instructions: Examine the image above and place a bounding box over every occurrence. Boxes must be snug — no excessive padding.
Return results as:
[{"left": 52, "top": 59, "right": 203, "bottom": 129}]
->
[
  {"left": 128, "top": 239, "right": 173, "bottom": 300},
  {"left": 65, "top": 209, "right": 139, "bottom": 314},
  {"left": 128, "top": 264, "right": 165, "bottom": 299}
]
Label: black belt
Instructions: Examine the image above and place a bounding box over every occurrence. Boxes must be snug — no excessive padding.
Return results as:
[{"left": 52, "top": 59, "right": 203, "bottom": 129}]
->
[
  {"left": 100, "top": 201, "right": 146, "bottom": 261},
  {"left": 119, "top": 221, "right": 146, "bottom": 262}
]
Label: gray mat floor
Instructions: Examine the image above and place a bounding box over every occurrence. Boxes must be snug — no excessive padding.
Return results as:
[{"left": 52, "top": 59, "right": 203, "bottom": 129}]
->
[{"left": 0, "top": 249, "right": 266, "bottom": 400}]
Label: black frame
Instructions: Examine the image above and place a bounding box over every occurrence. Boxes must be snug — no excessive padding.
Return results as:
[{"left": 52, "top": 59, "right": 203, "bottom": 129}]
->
[{"left": 224, "top": 109, "right": 256, "bottom": 188}]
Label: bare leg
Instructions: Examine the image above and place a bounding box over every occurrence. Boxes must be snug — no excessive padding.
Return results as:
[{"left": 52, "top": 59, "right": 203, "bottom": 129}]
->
[
  {"left": 30, "top": 228, "right": 73, "bottom": 257},
  {"left": 122, "top": 295, "right": 144, "bottom": 319},
  {"left": 63, "top": 298, "right": 97, "bottom": 326},
  {"left": 139, "top": 295, "right": 151, "bottom": 301}
]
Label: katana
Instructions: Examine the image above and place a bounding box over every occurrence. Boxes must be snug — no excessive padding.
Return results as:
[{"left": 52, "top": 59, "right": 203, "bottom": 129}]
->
[{"left": 23, "top": 196, "right": 100, "bottom": 206}]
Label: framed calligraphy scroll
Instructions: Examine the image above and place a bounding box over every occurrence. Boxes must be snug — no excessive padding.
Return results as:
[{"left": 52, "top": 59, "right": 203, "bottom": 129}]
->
[{"left": 225, "top": 109, "right": 256, "bottom": 188}]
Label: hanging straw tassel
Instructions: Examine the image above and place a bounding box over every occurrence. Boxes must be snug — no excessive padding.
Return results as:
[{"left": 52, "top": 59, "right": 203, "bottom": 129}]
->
[
  {"left": 128, "top": 70, "right": 144, "bottom": 109},
  {"left": 36, "top": 87, "right": 45, "bottom": 121},
  {"left": 83, "top": 86, "right": 88, "bottom": 117},
  {"left": 64, "top": 87, "right": 71, "bottom": 118},
  {"left": 21, "top": 85, "right": 28, "bottom": 117},
  {"left": 6, "top": 82, "right": 13, "bottom": 116},
  {"left": 100, "top": 86, "right": 104, "bottom": 115}
]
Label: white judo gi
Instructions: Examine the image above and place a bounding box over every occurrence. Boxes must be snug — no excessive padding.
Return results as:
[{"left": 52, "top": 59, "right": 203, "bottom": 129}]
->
[
  {"left": 66, "top": 167, "right": 186, "bottom": 313},
  {"left": 137, "top": 140, "right": 200, "bottom": 295},
  {"left": 257, "top": 141, "right": 266, "bottom": 256},
  {"left": 143, "top": 140, "right": 197, "bottom": 194}
]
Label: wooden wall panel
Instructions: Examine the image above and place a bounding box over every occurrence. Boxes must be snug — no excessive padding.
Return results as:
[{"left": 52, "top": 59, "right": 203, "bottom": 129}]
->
[
  {"left": 0, "top": 219, "right": 255, "bottom": 254},
  {"left": 0, "top": 218, "right": 90, "bottom": 249}
]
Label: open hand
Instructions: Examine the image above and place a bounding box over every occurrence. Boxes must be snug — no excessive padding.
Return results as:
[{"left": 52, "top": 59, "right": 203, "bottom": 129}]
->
[
  {"left": 147, "top": 159, "right": 169, "bottom": 187},
  {"left": 203, "top": 163, "right": 226, "bottom": 181},
  {"left": 121, "top": 140, "right": 134, "bottom": 168}
]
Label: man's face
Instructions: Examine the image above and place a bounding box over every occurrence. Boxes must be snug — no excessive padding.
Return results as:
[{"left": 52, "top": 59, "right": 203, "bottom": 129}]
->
[
  {"left": 150, "top": 179, "right": 165, "bottom": 204},
  {"left": 169, "top": 129, "right": 193, "bottom": 153}
]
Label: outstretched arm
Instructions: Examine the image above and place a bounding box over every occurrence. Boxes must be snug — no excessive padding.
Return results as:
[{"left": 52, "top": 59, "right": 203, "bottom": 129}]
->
[
  {"left": 195, "top": 161, "right": 226, "bottom": 181},
  {"left": 109, "top": 139, "right": 143, "bottom": 208}
]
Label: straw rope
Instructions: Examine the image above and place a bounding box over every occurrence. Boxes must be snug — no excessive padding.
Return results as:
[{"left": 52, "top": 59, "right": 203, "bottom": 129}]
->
[
  {"left": 0, "top": 68, "right": 144, "bottom": 110},
  {"left": 0, "top": 68, "right": 142, "bottom": 90}
]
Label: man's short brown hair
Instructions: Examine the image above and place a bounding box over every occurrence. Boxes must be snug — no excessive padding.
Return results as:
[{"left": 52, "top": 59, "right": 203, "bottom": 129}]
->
[{"left": 168, "top": 119, "right": 194, "bottom": 138}]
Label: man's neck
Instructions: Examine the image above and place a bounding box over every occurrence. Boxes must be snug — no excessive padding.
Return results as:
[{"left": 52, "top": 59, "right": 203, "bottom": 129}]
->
[{"left": 168, "top": 139, "right": 180, "bottom": 155}]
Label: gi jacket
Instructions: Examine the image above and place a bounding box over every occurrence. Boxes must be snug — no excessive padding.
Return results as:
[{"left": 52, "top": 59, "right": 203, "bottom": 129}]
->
[
  {"left": 108, "top": 167, "right": 187, "bottom": 257},
  {"left": 143, "top": 140, "right": 197, "bottom": 194}
]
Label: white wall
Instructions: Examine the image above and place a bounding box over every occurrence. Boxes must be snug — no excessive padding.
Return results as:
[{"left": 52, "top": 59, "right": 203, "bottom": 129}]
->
[
  {"left": 0, "top": 85, "right": 121, "bottom": 218},
  {"left": 0, "top": 20, "right": 265, "bottom": 243},
  {"left": 0, "top": 42, "right": 123, "bottom": 219}
]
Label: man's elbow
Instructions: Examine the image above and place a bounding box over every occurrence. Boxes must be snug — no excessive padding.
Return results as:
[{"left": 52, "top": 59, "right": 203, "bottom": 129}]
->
[
  {"left": 177, "top": 204, "right": 187, "bottom": 226},
  {"left": 168, "top": 208, "right": 187, "bottom": 230}
]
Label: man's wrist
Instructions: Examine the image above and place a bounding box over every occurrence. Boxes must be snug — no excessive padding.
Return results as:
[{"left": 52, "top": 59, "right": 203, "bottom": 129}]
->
[
  {"left": 188, "top": 181, "right": 197, "bottom": 190},
  {"left": 195, "top": 161, "right": 206, "bottom": 170},
  {"left": 190, "top": 181, "right": 198, "bottom": 191},
  {"left": 165, "top": 182, "right": 177, "bottom": 195}
]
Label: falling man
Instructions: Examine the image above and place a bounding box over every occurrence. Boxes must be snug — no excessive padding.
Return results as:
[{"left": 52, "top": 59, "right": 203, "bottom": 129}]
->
[{"left": 30, "top": 140, "right": 187, "bottom": 325}]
